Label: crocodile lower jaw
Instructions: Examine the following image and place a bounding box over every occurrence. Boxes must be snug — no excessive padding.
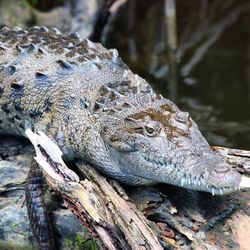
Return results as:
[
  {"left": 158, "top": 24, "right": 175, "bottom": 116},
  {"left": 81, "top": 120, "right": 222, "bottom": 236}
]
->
[{"left": 141, "top": 155, "right": 241, "bottom": 195}]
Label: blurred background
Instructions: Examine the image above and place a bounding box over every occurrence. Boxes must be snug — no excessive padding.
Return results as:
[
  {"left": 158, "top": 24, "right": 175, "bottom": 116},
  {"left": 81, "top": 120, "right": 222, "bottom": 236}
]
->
[{"left": 1, "top": 0, "right": 250, "bottom": 149}]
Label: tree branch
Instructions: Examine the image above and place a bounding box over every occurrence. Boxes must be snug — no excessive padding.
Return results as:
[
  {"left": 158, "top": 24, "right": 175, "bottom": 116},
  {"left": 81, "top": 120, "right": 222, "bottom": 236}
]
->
[
  {"left": 25, "top": 129, "right": 163, "bottom": 250},
  {"left": 25, "top": 129, "right": 250, "bottom": 249}
]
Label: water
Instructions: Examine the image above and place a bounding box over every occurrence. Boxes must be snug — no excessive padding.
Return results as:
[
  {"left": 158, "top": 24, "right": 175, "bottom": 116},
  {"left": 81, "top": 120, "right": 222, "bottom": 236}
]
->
[{"left": 105, "top": 0, "right": 250, "bottom": 149}]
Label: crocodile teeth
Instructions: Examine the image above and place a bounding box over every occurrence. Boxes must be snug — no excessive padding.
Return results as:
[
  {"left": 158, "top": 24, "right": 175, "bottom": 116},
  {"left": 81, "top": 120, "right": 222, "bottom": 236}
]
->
[
  {"left": 200, "top": 178, "right": 205, "bottom": 185},
  {"left": 211, "top": 188, "right": 215, "bottom": 196},
  {"left": 181, "top": 178, "right": 185, "bottom": 186}
]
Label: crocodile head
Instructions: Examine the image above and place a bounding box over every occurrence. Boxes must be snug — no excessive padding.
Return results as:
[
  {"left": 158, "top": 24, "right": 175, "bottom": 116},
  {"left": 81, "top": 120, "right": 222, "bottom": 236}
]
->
[{"left": 100, "top": 97, "right": 243, "bottom": 195}]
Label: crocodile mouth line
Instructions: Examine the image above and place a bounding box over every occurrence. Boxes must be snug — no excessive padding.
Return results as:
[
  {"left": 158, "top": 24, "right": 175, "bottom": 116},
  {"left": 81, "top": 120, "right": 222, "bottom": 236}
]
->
[
  {"left": 179, "top": 174, "right": 240, "bottom": 195},
  {"left": 143, "top": 155, "right": 241, "bottom": 195}
]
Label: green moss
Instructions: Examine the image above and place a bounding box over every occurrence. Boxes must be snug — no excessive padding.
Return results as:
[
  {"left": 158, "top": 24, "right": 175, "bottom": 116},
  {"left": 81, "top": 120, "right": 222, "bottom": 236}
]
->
[
  {"left": 64, "top": 238, "right": 73, "bottom": 250},
  {"left": 64, "top": 235, "right": 97, "bottom": 250},
  {"left": 75, "top": 234, "right": 97, "bottom": 250},
  {"left": 0, "top": 241, "right": 35, "bottom": 250}
]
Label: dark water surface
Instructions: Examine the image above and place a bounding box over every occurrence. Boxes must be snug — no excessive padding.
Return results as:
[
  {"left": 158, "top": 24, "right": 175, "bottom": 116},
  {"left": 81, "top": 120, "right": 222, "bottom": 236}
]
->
[{"left": 105, "top": 0, "right": 250, "bottom": 149}]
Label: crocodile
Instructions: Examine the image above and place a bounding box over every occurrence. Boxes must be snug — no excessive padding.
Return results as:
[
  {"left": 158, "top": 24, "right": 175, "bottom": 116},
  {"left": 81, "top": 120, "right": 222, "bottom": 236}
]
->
[{"left": 0, "top": 26, "right": 248, "bottom": 249}]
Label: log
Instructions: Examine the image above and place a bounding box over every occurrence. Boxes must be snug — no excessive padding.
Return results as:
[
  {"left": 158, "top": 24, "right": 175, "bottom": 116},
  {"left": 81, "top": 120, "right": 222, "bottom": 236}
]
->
[
  {"left": 212, "top": 146, "right": 250, "bottom": 174},
  {"left": 25, "top": 129, "right": 163, "bottom": 250},
  {"left": 25, "top": 129, "right": 250, "bottom": 249}
]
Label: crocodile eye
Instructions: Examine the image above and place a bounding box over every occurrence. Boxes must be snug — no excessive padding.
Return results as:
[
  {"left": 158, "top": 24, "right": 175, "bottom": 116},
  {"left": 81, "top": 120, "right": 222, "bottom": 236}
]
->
[{"left": 143, "top": 125, "right": 159, "bottom": 137}]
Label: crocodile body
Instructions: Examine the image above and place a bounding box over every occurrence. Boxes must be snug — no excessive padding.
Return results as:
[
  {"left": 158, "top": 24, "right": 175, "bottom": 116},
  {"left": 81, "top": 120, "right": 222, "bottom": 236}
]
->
[{"left": 0, "top": 27, "right": 242, "bottom": 194}]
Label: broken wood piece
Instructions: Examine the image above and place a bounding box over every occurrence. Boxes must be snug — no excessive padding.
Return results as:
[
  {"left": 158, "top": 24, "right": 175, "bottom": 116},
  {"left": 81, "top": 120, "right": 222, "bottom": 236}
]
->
[
  {"left": 25, "top": 129, "right": 163, "bottom": 250},
  {"left": 212, "top": 146, "right": 250, "bottom": 174},
  {"left": 212, "top": 146, "right": 250, "bottom": 189}
]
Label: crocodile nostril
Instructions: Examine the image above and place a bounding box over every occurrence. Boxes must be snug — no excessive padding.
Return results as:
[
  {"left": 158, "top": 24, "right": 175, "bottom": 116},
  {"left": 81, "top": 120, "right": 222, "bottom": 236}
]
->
[{"left": 215, "top": 164, "right": 230, "bottom": 173}]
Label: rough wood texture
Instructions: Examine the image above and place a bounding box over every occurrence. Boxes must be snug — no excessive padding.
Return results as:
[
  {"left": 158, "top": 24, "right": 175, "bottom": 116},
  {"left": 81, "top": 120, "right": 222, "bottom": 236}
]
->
[
  {"left": 212, "top": 146, "right": 250, "bottom": 174},
  {"left": 26, "top": 129, "right": 163, "bottom": 250},
  {"left": 26, "top": 129, "right": 250, "bottom": 249}
]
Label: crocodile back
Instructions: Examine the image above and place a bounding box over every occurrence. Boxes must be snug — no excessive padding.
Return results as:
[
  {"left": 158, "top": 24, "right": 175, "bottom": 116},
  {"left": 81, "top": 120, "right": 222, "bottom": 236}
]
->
[{"left": 0, "top": 27, "right": 152, "bottom": 135}]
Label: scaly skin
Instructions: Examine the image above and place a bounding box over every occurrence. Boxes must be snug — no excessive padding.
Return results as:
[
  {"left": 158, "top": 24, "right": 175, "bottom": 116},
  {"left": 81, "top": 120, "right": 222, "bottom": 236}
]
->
[
  {"left": 25, "top": 159, "right": 56, "bottom": 250},
  {"left": 0, "top": 26, "right": 242, "bottom": 195}
]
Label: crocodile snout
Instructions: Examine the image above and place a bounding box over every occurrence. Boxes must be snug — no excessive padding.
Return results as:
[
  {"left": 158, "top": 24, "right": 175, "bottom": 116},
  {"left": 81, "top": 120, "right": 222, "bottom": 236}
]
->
[{"left": 206, "top": 163, "right": 241, "bottom": 190}]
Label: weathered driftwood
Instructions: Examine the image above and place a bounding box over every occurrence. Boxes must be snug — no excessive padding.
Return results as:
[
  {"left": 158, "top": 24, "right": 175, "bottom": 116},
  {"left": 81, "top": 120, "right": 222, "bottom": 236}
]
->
[
  {"left": 25, "top": 129, "right": 163, "bottom": 250},
  {"left": 25, "top": 129, "right": 250, "bottom": 249},
  {"left": 212, "top": 146, "right": 250, "bottom": 174}
]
